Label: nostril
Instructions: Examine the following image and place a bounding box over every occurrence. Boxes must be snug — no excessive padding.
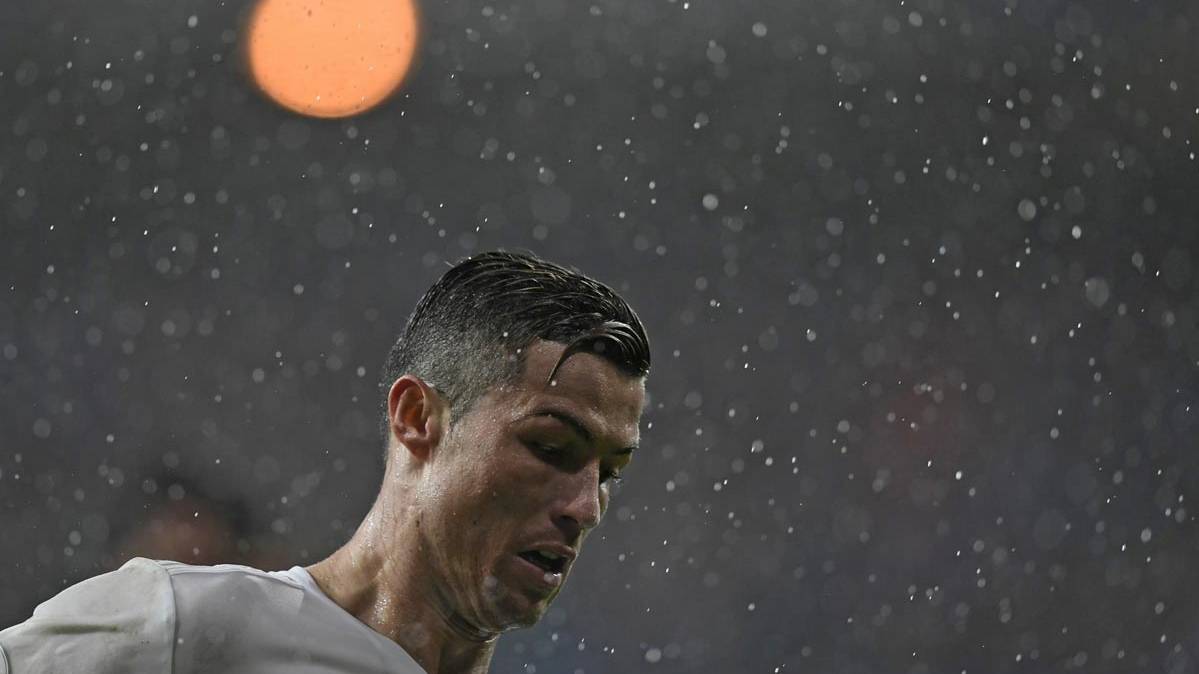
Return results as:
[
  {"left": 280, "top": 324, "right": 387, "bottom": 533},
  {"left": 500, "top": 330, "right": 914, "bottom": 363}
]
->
[{"left": 556, "top": 513, "right": 590, "bottom": 540}]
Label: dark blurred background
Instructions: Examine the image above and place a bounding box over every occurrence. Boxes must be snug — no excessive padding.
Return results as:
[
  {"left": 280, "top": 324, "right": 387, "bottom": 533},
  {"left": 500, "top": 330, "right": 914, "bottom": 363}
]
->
[{"left": 2, "top": 0, "right": 1198, "bottom": 672}]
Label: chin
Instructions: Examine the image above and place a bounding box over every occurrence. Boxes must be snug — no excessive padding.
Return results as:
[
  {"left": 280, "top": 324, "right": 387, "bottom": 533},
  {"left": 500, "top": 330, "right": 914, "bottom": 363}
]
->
[
  {"left": 491, "top": 591, "right": 554, "bottom": 631},
  {"left": 511, "top": 598, "right": 551, "bottom": 628}
]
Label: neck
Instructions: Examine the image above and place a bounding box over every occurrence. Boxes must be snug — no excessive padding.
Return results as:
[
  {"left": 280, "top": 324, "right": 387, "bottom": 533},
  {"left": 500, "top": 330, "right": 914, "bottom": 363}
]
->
[{"left": 306, "top": 497, "right": 499, "bottom": 674}]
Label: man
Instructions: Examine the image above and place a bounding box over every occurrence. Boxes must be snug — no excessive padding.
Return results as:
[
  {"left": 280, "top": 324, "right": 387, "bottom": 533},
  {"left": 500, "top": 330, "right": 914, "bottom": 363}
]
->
[{"left": 0, "top": 250, "right": 652, "bottom": 674}]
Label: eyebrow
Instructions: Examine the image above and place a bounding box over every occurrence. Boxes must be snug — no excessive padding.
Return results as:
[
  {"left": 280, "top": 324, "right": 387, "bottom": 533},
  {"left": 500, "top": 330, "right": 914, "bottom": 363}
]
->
[{"left": 523, "top": 408, "right": 638, "bottom": 455}]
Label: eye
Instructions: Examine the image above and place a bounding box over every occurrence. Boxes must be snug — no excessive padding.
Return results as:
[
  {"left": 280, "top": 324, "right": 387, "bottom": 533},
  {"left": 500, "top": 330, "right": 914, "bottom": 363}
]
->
[
  {"left": 527, "top": 440, "right": 625, "bottom": 486},
  {"left": 526, "top": 441, "right": 564, "bottom": 457}
]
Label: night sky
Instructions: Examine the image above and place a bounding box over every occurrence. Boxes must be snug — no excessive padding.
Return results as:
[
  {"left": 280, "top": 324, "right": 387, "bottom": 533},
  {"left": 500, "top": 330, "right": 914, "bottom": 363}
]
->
[{"left": 2, "top": 0, "right": 1198, "bottom": 672}]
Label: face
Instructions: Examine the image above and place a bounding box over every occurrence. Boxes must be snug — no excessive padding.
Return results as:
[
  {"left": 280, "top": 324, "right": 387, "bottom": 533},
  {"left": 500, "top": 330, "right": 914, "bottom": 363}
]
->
[{"left": 415, "top": 339, "right": 645, "bottom": 633}]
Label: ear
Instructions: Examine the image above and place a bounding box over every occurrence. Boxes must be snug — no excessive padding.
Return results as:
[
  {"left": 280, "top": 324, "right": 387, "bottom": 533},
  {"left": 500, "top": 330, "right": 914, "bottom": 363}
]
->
[{"left": 386, "top": 375, "right": 446, "bottom": 465}]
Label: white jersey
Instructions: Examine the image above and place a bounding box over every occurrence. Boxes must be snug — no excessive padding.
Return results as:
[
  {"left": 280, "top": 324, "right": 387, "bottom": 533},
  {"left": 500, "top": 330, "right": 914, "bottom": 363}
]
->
[{"left": 0, "top": 557, "right": 427, "bottom": 674}]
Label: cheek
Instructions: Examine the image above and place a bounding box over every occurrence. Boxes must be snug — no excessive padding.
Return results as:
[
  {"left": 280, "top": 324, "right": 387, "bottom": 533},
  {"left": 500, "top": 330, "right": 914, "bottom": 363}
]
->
[
  {"left": 453, "top": 466, "right": 530, "bottom": 543},
  {"left": 447, "top": 449, "right": 548, "bottom": 549},
  {"left": 496, "top": 451, "right": 550, "bottom": 501}
]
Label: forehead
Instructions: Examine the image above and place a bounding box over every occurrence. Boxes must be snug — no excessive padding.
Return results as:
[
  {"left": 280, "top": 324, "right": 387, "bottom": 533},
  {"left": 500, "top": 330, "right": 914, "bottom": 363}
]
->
[{"left": 495, "top": 340, "right": 645, "bottom": 442}]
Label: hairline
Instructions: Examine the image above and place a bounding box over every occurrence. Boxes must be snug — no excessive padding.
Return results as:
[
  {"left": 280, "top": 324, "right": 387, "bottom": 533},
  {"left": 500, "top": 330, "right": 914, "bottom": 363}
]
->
[
  {"left": 377, "top": 251, "right": 651, "bottom": 460},
  {"left": 441, "top": 337, "right": 646, "bottom": 427}
]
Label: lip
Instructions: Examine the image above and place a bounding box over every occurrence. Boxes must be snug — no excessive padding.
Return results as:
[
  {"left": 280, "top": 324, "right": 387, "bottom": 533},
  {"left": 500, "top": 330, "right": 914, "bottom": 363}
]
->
[
  {"left": 522, "top": 542, "right": 577, "bottom": 567},
  {"left": 512, "top": 554, "right": 565, "bottom": 592}
]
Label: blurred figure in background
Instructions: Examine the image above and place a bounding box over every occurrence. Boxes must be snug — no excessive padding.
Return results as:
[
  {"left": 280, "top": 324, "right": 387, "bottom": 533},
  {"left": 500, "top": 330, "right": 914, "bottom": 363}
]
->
[{"left": 108, "top": 472, "right": 287, "bottom": 571}]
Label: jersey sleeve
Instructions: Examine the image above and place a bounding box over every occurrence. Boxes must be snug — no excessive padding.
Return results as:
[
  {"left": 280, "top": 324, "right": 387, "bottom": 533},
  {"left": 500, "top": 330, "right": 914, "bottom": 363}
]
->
[{"left": 0, "top": 557, "right": 176, "bottom": 674}]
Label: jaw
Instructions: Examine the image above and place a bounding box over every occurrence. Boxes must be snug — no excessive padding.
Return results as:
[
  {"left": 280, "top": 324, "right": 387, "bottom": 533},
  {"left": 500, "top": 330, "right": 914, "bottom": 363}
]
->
[
  {"left": 417, "top": 565, "right": 499, "bottom": 643},
  {"left": 422, "top": 561, "right": 550, "bottom": 640},
  {"left": 478, "top": 556, "right": 565, "bottom": 630}
]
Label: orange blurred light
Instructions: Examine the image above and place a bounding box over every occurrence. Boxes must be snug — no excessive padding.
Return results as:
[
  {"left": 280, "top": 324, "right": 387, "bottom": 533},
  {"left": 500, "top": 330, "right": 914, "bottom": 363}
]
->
[{"left": 245, "top": 0, "right": 419, "bottom": 118}]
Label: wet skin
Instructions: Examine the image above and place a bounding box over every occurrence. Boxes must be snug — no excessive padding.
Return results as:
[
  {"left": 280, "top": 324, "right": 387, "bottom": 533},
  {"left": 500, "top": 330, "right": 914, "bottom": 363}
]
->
[{"left": 308, "top": 339, "right": 645, "bottom": 674}]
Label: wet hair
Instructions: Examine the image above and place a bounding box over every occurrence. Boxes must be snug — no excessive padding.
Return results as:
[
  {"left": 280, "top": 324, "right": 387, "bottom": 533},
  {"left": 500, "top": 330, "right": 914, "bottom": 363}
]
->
[{"left": 378, "top": 250, "right": 651, "bottom": 448}]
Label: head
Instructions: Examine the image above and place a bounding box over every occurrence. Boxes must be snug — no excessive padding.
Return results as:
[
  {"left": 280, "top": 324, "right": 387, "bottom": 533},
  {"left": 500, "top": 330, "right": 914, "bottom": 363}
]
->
[{"left": 378, "top": 250, "right": 650, "bottom": 634}]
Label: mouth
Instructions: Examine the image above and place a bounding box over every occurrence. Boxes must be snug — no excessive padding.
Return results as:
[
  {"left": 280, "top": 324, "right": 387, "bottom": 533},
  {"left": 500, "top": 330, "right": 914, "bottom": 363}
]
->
[{"left": 516, "top": 549, "right": 569, "bottom": 575}]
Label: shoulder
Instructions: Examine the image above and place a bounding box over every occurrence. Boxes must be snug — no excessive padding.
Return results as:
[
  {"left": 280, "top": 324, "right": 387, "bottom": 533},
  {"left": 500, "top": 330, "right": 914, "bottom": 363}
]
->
[
  {"left": 164, "top": 561, "right": 309, "bottom": 671},
  {"left": 0, "top": 558, "right": 176, "bottom": 674},
  {"left": 16, "top": 556, "right": 174, "bottom": 627},
  {"left": 156, "top": 559, "right": 302, "bottom": 589},
  {"left": 159, "top": 560, "right": 306, "bottom": 615}
]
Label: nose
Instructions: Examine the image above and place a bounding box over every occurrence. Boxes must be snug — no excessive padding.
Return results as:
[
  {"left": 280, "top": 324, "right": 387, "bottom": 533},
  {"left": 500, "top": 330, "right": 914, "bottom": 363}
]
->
[{"left": 554, "top": 462, "right": 602, "bottom": 539}]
